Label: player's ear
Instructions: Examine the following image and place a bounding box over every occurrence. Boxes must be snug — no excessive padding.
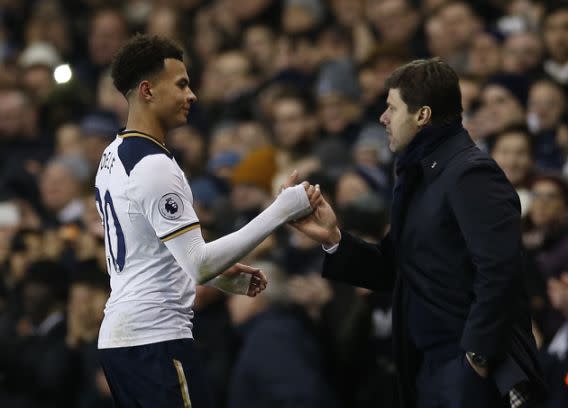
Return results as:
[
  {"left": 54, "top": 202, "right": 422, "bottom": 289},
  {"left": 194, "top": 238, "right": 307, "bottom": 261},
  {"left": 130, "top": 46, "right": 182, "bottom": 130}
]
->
[{"left": 139, "top": 80, "right": 153, "bottom": 101}]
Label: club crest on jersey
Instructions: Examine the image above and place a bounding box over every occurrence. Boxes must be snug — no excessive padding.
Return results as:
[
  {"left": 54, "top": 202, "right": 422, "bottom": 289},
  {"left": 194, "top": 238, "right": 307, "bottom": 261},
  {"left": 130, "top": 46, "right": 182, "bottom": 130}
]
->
[{"left": 159, "top": 193, "right": 183, "bottom": 220}]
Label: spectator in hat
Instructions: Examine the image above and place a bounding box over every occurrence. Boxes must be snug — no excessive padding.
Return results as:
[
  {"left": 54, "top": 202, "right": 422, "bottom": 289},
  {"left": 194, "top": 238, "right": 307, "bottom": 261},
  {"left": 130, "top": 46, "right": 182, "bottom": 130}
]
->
[
  {"left": 468, "top": 73, "right": 529, "bottom": 142},
  {"left": 230, "top": 146, "right": 278, "bottom": 224},
  {"left": 229, "top": 147, "right": 279, "bottom": 259},
  {"left": 316, "top": 58, "right": 364, "bottom": 145},
  {"left": 80, "top": 110, "right": 121, "bottom": 172},
  {"left": 282, "top": 0, "right": 325, "bottom": 34},
  {"left": 18, "top": 42, "right": 61, "bottom": 104},
  {"left": 352, "top": 122, "right": 393, "bottom": 172}
]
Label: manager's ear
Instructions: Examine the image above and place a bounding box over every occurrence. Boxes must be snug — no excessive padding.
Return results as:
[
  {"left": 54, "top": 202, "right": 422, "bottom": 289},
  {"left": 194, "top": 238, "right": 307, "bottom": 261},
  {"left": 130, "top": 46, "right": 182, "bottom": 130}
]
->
[{"left": 416, "top": 106, "right": 432, "bottom": 127}]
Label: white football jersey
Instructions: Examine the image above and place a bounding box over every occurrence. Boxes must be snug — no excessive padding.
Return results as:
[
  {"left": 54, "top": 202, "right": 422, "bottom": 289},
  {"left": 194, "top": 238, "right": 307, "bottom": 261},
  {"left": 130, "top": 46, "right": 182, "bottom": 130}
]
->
[{"left": 95, "top": 130, "right": 200, "bottom": 349}]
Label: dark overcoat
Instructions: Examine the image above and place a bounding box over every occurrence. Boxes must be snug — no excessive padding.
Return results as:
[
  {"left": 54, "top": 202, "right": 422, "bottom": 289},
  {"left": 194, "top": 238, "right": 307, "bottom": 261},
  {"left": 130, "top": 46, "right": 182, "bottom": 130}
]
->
[{"left": 322, "top": 128, "right": 547, "bottom": 407}]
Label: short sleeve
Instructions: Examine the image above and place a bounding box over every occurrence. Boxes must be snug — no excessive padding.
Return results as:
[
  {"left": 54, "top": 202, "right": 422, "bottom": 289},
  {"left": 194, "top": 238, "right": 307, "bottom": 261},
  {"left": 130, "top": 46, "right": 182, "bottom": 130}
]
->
[{"left": 129, "top": 154, "right": 200, "bottom": 242}]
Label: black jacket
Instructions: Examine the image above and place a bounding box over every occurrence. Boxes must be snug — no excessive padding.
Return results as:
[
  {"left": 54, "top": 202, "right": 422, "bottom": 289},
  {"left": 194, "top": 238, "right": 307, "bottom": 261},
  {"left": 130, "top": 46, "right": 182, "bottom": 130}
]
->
[{"left": 322, "top": 128, "right": 547, "bottom": 407}]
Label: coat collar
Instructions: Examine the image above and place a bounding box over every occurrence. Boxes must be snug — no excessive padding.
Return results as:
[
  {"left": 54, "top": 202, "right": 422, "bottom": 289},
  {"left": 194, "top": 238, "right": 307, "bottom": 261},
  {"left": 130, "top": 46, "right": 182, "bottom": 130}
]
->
[{"left": 419, "top": 127, "right": 475, "bottom": 182}]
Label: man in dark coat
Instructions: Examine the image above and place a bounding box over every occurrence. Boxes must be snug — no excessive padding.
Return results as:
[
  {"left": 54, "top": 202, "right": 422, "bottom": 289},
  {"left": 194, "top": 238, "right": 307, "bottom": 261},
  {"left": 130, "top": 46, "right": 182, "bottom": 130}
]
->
[{"left": 287, "top": 58, "right": 547, "bottom": 407}]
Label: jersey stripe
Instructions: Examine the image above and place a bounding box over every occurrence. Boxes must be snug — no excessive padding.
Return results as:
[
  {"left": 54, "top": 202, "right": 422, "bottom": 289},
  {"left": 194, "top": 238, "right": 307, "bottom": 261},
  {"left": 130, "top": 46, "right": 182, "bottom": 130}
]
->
[
  {"left": 160, "top": 222, "right": 200, "bottom": 242},
  {"left": 173, "top": 359, "right": 192, "bottom": 408}
]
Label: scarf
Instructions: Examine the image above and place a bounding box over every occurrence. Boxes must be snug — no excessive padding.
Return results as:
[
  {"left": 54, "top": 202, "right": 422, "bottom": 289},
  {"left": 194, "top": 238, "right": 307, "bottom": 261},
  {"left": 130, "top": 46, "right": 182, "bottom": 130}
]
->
[{"left": 390, "top": 119, "right": 464, "bottom": 244}]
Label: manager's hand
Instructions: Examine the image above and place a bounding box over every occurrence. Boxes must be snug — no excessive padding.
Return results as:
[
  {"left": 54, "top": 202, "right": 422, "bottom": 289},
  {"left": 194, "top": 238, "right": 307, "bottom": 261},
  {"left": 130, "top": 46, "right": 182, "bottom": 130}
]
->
[{"left": 281, "top": 171, "right": 341, "bottom": 247}]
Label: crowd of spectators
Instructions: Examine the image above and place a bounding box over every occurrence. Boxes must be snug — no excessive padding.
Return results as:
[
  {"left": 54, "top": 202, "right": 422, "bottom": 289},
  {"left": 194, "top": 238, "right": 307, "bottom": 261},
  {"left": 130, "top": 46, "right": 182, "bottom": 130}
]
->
[{"left": 0, "top": 0, "right": 568, "bottom": 407}]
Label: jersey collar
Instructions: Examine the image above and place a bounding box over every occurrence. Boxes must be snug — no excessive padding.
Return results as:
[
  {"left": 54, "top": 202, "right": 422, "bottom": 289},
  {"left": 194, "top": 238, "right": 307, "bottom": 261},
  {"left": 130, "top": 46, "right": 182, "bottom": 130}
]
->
[{"left": 118, "top": 129, "right": 171, "bottom": 155}]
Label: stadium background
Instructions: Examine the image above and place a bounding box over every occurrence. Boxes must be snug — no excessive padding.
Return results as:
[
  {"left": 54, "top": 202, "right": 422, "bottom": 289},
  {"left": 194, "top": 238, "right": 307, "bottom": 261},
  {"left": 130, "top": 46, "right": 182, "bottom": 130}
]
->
[{"left": 0, "top": 0, "right": 567, "bottom": 407}]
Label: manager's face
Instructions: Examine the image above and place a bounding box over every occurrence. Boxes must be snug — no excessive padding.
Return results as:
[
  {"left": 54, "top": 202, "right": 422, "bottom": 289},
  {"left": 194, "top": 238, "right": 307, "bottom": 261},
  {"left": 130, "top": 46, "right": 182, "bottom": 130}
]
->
[{"left": 380, "top": 88, "right": 420, "bottom": 153}]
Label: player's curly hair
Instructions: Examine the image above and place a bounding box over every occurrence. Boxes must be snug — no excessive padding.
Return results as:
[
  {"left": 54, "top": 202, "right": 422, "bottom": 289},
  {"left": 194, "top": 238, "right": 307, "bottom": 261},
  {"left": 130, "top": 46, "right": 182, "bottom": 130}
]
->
[{"left": 111, "top": 34, "right": 184, "bottom": 97}]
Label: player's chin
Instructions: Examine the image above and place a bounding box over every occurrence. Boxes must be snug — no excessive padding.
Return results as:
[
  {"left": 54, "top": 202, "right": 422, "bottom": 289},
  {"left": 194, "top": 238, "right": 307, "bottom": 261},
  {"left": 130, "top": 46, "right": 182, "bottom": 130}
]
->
[{"left": 172, "top": 115, "right": 188, "bottom": 127}]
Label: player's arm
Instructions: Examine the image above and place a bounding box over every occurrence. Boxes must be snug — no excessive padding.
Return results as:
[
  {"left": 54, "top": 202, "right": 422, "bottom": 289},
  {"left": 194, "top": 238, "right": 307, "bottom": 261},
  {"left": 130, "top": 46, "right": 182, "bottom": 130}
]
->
[
  {"left": 164, "top": 183, "right": 316, "bottom": 285},
  {"left": 131, "top": 155, "right": 317, "bottom": 286}
]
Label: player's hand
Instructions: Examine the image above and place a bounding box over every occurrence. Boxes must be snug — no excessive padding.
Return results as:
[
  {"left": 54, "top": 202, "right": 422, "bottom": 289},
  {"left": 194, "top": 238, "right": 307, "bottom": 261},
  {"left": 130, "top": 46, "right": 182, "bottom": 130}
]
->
[
  {"left": 280, "top": 170, "right": 324, "bottom": 211},
  {"left": 222, "top": 263, "right": 267, "bottom": 297},
  {"left": 281, "top": 171, "right": 341, "bottom": 247}
]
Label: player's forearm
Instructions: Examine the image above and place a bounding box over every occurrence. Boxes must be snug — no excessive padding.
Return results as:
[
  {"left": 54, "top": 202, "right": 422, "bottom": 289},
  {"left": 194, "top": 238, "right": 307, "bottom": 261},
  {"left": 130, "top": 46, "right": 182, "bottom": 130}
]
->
[
  {"left": 166, "top": 185, "right": 311, "bottom": 285},
  {"left": 192, "top": 201, "right": 295, "bottom": 284}
]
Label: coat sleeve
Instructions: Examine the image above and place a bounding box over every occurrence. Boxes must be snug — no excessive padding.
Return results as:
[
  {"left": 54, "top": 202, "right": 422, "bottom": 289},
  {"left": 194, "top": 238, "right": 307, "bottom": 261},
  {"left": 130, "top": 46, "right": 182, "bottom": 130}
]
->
[
  {"left": 322, "top": 230, "right": 397, "bottom": 292},
  {"left": 448, "top": 159, "right": 523, "bottom": 359}
]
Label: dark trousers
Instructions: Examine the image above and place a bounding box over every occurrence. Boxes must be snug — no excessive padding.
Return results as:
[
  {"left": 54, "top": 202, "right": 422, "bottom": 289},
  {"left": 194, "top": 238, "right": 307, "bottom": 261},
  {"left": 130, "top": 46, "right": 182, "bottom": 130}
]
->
[
  {"left": 416, "top": 352, "right": 507, "bottom": 408},
  {"left": 99, "top": 338, "right": 212, "bottom": 408}
]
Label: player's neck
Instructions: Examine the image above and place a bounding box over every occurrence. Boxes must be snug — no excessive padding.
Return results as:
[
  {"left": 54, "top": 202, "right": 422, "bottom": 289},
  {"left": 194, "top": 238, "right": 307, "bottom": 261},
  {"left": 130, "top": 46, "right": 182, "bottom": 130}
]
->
[{"left": 125, "top": 111, "right": 167, "bottom": 145}]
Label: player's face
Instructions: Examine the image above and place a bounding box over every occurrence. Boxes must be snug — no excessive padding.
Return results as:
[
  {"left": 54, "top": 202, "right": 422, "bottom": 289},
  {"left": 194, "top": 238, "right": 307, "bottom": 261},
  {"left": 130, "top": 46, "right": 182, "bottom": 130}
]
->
[
  {"left": 151, "top": 58, "right": 197, "bottom": 130},
  {"left": 379, "top": 88, "right": 420, "bottom": 153}
]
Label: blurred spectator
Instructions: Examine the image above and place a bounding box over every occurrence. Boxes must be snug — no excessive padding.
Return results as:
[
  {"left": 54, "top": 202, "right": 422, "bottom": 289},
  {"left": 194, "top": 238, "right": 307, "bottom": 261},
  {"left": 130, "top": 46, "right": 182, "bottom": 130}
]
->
[
  {"left": 357, "top": 45, "right": 409, "bottom": 123},
  {"left": 39, "top": 156, "right": 90, "bottom": 226},
  {"left": 270, "top": 89, "right": 320, "bottom": 194},
  {"left": 541, "top": 272, "right": 568, "bottom": 408},
  {"left": 281, "top": 0, "right": 325, "bottom": 35},
  {"left": 24, "top": 0, "right": 73, "bottom": 60},
  {"left": 55, "top": 123, "right": 83, "bottom": 157},
  {"left": 77, "top": 7, "right": 128, "bottom": 92},
  {"left": 66, "top": 260, "right": 111, "bottom": 408},
  {"left": 502, "top": 31, "right": 543, "bottom": 77},
  {"left": 0, "top": 260, "right": 76, "bottom": 408},
  {"left": 330, "top": 193, "right": 397, "bottom": 408},
  {"left": 527, "top": 79, "right": 567, "bottom": 170},
  {"left": 426, "top": 0, "right": 483, "bottom": 73},
  {"left": 542, "top": 2, "right": 568, "bottom": 89},
  {"left": 316, "top": 58, "right": 363, "bottom": 144},
  {"left": 468, "top": 73, "right": 528, "bottom": 142},
  {"left": 523, "top": 174, "right": 568, "bottom": 341},
  {"left": 168, "top": 124, "right": 207, "bottom": 177},
  {"left": 467, "top": 30, "right": 503, "bottom": 79},
  {"left": 489, "top": 125, "right": 536, "bottom": 216},
  {"left": 458, "top": 74, "right": 482, "bottom": 119},
  {"left": 242, "top": 24, "right": 277, "bottom": 79},
  {"left": 230, "top": 146, "right": 277, "bottom": 221},
  {"left": 366, "top": 0, "right": 422, "bottom": 54},
  {"left": 79, "top": 110, "right": 120, "bottom": 173},
  {"left": 334, "top": 167, "right": 390, "bottom": 208},
  {"left": 96, "top": 69, "right": 129, "bottom": 125},
  {"left": 18, "top": 42, "right": 60, "bottom": 104},
  {"left": 227, "top": 260, "right": 338, "bottom": 408}
]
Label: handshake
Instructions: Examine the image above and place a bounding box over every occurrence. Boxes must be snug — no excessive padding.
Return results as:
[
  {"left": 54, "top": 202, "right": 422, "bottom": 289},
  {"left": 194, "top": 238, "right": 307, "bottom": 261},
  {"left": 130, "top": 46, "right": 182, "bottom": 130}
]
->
[
  {"left": 275, "top": 170, "right": 342, "bottom": 248},
  {"left": 220, "top": 170, "right": 342, "bottom": 299}
]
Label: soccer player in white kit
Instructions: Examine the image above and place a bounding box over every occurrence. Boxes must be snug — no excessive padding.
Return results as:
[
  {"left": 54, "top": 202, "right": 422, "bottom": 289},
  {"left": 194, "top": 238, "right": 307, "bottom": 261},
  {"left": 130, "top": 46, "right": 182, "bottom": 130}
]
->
[{"left": 96, "top": 34, "right": 322, "bottom": 408}]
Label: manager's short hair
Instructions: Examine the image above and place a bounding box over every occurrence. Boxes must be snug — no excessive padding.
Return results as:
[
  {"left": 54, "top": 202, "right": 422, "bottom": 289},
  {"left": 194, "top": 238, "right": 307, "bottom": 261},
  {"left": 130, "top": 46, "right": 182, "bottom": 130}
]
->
[
  {"left": 384, "top": 57, "right": 463, "bottom": 125},
  {"left": 111, "top": 34, "right": 184, "bottom": 97}
]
